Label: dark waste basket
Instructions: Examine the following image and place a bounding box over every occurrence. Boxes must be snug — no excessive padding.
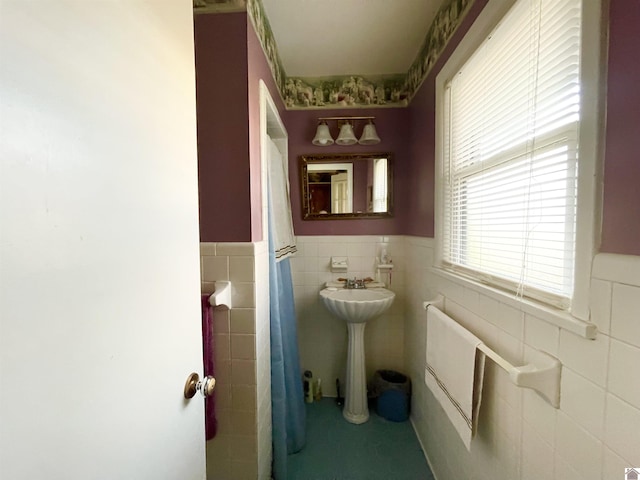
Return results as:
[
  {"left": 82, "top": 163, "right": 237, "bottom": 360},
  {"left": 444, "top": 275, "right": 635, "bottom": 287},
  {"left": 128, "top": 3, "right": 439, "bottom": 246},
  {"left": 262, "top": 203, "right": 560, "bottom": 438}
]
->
[{"left": 371, "top": 370, "right": 411, "bottom": 422}]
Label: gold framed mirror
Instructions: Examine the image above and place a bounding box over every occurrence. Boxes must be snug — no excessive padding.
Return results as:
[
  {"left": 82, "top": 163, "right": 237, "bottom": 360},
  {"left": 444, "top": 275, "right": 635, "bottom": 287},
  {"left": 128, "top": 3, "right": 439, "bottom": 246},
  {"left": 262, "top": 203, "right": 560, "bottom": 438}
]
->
[{"left": 300, "top": 153, "right": 393, "bottom": 220}]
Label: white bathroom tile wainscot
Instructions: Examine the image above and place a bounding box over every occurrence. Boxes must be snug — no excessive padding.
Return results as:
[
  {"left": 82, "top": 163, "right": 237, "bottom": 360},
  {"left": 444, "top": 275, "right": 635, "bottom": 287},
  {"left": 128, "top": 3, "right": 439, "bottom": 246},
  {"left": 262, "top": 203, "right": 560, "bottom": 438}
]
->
[
  {"left": 404, "top": 240, "right": 640, "bottom": 480},
  {"left": 201, "top": 238, "right": 640, "bottom": 480},
  {"left": 200, "top": 241, "right": 271, "bottom": 480},
  {"left": 292, "top": 235, "right": 406, "bottom": 397}
]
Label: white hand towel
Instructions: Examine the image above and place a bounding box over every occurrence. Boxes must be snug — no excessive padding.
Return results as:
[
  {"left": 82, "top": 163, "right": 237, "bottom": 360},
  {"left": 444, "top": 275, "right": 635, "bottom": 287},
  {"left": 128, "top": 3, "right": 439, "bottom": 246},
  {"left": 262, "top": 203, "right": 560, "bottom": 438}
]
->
[{"left": 424, "top": 305, "right": 485, "bottom": 450}]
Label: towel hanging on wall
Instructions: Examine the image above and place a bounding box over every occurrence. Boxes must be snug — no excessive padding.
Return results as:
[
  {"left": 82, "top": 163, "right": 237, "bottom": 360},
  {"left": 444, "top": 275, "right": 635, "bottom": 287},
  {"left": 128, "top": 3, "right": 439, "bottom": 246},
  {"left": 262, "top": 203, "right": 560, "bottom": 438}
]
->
[
  {"left": 201, "top": 294, "right": 217, "bottom": 440},
  {"left": 267, "top": 137, "right": 297, "bottom": 261},
  {"left": 425, "top": 305, "right": 485, "bottom": 450}
]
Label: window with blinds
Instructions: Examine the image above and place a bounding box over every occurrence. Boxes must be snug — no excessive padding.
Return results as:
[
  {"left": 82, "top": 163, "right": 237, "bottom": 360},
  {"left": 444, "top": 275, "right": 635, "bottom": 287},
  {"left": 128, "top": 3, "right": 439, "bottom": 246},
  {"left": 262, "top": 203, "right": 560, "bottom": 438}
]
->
[{"left": 441, "top": 0, "right": 582, "bottom": 308}]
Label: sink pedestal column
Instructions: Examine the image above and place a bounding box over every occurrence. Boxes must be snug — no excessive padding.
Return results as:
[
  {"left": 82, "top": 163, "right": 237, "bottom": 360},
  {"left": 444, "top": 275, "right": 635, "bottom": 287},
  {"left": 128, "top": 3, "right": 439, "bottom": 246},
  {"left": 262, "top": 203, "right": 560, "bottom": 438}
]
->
[
  {"left": 319, "top": 286, "right": 395, "bottom": 424},
  {"left": 343, "top": 322, "right": 369, "bottom": 424}
]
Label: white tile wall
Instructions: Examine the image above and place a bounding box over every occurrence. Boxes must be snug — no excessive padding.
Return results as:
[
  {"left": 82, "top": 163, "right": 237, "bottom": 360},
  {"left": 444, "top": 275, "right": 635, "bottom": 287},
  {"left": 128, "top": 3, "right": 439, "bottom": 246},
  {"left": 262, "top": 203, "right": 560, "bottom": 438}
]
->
[
  {"left": 403, "top": 244, "right": 640, "bottom": 480},
  {"left": 524, "top": 313, "right": 560, "bottom": 355},
  {"left": 523, "top": 387, "right": 556, "bottom": 444},
  {"left": 604, "top": 393, "right": 640, "bottom": 465},
  {"left": 201, "top": 238, "right": 640, "bottom": 480},
  {"left": 607, "top": 339, "right": 640, "bottom": 409},
  {"left": 292, "top": 235, "right": 406, "bottom": 397},
  {"left": 560, "top": 368, "right": 606, "bottom": 439},
  {"left": 589, "top": 278, "right": 612, "bottom": 335},
  {"left": 522, "top": 420, "right": 554, "bottom": 479},
  {"left": 602, "top": 447, "right": 629, "bottom": 480},
  {"left": 611, "top": 283, "right": 640, "bottom": 347},
  {"left": 555, "top": 411, "right": 603, "bottom": 480},
  {"left": 558, "top": 329, "right": 610, "bottom": 387},
  {"left": 200, "top": 241, "right": 270, "bottom": 480}
]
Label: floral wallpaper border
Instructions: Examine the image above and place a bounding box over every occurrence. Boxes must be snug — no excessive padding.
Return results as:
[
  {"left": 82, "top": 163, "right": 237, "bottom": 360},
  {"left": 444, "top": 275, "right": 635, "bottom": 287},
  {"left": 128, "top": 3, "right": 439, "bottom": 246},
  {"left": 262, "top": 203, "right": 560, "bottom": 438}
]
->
[
  {"left": 193, "top": 0, "right": 247, "bottom": 14},
  {"left": 194, "top": 0, "right": 475, "bottom": 110},
  {"left": 246, "top": 0, "right": 288, "bottom": 96},
  {"left": 402, "top": 0, "right": 474, "bottom": 98},
  {"left": 281, "top": 74, "right": 408, "bottom": 109}
]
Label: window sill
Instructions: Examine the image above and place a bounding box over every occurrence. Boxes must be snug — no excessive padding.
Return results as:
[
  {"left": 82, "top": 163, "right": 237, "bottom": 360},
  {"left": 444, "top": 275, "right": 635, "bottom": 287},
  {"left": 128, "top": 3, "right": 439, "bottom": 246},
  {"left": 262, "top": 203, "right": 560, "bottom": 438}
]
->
[{"left": 430, "top": 267, "right": 598, "bottom": 340}]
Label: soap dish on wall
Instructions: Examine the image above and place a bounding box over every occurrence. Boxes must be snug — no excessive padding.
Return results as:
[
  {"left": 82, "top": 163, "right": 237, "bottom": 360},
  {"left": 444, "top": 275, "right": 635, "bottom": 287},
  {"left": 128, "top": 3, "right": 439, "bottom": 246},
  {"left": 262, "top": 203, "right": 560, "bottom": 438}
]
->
[{"left": 331, "top": 257, "right": 348, "bottom": 273}]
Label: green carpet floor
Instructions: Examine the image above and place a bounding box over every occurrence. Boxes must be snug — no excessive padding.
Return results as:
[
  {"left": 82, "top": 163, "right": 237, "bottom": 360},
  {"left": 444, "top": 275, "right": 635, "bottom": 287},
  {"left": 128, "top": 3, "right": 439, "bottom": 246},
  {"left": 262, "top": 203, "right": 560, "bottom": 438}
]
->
[{"left": 286, "top": 398, "right": 435, "bottom": 480}]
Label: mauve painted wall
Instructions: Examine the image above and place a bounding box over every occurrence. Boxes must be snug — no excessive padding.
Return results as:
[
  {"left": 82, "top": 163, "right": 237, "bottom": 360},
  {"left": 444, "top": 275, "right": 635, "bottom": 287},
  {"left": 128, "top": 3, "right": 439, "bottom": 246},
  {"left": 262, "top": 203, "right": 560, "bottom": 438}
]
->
[
  {"left": 195, "top": 1, "right": 639, "bottom": 253},
  {"left": 353, "top": 160, "right": 368, "bottom": 213},
  {"left": 601, "top": 0, "right": 640, "bottom": 255},
  {"left": 194, "top": 13, "right": 251, "bottom": 242},
  {"left": 286, "top": 108, "right": 411, "bottom": 236},
  {"left": 406, "top": 0, "right": 488, "bottom": 238},
  {"left": 406, "top": 0, "right": 640, "bottom": 255}
]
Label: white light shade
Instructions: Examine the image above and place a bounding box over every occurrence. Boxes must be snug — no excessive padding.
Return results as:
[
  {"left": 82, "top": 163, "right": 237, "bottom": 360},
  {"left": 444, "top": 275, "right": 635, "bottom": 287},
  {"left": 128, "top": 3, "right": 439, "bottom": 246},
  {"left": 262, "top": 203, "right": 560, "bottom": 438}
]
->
[
  {"left": 335, "top": 123, "right": 357, "bottom": 145},
  {"left": 312, "top": 122, "right": 334, "bottom": 146},
  {"left": 358, "top": 122, "right": 381, "bottom": 145}
]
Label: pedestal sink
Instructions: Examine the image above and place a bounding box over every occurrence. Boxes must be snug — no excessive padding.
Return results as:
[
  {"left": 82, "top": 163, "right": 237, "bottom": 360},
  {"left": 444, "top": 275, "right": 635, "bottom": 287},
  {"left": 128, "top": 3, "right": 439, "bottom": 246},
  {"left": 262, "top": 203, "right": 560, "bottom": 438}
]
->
[{"left": 319, "top": 286, "right": 395, "bottom": 424}]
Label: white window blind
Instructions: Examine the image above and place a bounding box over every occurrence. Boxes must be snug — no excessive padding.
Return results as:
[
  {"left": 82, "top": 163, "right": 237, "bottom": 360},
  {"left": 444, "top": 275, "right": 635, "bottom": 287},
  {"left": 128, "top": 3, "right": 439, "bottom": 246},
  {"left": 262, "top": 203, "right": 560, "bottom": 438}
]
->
[{"left": 442, "top": 0, "right": 582, "bottom": 308}]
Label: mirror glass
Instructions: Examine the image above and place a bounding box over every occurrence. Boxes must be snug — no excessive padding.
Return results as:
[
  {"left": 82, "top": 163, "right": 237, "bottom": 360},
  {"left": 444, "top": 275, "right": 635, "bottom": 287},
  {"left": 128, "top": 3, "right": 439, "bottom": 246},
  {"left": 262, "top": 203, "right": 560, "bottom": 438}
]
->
[{"left": 300, "top": 153, "right": 393, "bottom": 220}]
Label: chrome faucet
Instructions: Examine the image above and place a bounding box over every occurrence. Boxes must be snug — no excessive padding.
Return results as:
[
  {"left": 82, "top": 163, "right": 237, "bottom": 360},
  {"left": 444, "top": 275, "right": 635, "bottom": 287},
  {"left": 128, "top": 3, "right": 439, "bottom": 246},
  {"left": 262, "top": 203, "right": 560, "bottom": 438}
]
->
[{"left": 344, "top": 277, "right": 367, "bottom": 289}]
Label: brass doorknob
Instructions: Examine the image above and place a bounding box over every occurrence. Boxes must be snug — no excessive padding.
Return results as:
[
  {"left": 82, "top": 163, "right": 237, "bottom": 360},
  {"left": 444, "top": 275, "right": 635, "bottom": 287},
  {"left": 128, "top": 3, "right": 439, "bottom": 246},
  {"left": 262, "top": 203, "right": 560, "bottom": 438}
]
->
[
  {"left": 200, "top": 376, "right": 216, "bottom": 397},
  {"left": 184, "top": 372, "right": 216, "bottom": 399}
]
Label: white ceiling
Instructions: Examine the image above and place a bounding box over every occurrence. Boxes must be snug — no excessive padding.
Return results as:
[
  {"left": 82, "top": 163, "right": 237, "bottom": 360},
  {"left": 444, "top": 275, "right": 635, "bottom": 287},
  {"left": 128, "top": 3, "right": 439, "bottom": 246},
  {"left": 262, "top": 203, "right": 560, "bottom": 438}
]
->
[{"left": 260, "top": 0, "right": 446, "bottom": 78}]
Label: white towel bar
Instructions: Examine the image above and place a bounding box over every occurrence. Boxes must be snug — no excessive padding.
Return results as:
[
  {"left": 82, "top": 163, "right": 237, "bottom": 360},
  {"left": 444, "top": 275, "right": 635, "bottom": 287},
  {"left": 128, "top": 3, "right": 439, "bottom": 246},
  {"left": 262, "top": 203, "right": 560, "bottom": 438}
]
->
[
  {"left": 424, "top": 295, "right": 562, "bottom": 408},
  {"left": 209, "top": 281, "right": 232, "bottom": 308}
]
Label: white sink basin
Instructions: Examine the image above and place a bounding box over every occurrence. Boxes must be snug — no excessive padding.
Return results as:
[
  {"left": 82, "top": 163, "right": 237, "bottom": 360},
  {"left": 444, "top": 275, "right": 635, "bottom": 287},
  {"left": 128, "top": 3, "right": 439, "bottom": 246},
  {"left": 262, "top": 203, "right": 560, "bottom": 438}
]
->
[{"left": 319, "top": 287, "right": 395, "bottom": 323}]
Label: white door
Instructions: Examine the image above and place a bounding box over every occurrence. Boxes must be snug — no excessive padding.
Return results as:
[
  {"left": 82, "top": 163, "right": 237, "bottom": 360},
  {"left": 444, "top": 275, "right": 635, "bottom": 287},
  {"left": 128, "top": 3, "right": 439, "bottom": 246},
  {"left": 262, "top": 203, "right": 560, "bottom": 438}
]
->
[
  {"left": 0, "top": 2, "right": 206, "bottom": 479},
  {"left": 331, "top": 172, "right": 351, "bottom": 213}
]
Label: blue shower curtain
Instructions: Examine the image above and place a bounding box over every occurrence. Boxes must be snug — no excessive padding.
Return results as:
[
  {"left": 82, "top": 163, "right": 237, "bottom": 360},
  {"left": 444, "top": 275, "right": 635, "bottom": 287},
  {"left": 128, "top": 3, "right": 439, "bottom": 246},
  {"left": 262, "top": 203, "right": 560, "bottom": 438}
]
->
[{"left": 269, "top": 205, "right": 306, "bottom": 479}]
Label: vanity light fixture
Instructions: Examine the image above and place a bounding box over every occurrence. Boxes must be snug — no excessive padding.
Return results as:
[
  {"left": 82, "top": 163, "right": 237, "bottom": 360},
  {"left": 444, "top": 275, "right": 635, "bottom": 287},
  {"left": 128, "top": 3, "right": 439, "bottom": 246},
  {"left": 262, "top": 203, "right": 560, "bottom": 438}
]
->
[
  {"left": 311, "top": 120, "right": 334, "bottom": 146},
  {"left": 312, "top": 116, "right": 381, "bottom": 146},
  {"left": 336, "top": 122, "right": 357, "bottom": 145}
]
